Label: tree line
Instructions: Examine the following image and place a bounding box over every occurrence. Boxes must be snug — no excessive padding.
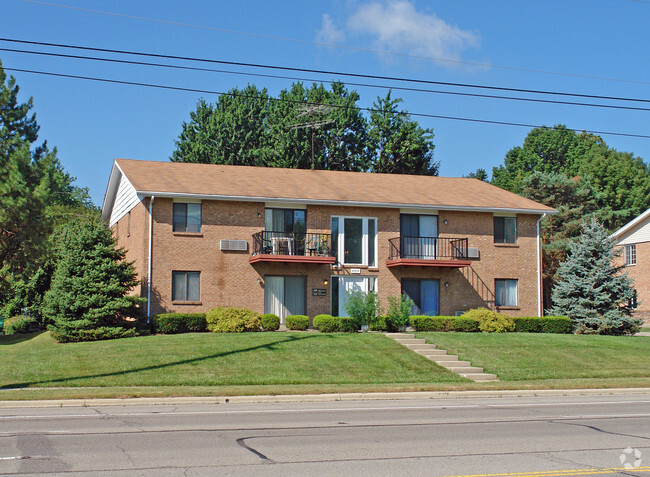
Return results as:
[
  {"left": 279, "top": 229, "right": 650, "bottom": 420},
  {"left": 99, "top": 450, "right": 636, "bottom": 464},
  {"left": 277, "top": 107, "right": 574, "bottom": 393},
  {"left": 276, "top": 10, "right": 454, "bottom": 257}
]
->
[{"left": 171, "top": 82, "right": 439, "bottom": 176}]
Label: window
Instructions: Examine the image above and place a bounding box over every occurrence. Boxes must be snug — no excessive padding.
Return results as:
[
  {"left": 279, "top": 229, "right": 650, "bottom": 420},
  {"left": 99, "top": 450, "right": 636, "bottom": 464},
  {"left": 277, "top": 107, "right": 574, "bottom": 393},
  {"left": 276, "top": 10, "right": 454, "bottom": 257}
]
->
[
  {"left": 400, "top": 214, "right": 438, "bottom": 259},
  {"left": 264, "top": 276, "right": 306, "bottom": 323},
  {"left": 331, "top": 276, "right": 376, "bottom": 317},
  {"left": 173, "top": 203, "right": 201, "bottom": 233},
  {"left": 172, "top": 271, "right": 200, "bottom": 302},
  {"left": 402, "top": 279, "right": 439, "bottom": 316},
  {"left": 495, "top": 279, "right": 518, "bottom": 307},
  {"left": 494, "top": 216, "right": 517, "bottom": 244},
  {"left": 331, "top": 216, "right": 377, "bottom": 266},
  {"left": 625, "top": 244, "right": 637, "bottom": 266}
]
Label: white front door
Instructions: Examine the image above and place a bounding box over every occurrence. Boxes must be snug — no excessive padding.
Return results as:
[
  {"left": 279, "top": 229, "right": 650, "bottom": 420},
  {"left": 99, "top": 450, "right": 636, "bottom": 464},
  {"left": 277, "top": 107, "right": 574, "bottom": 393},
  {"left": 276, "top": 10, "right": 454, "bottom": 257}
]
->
[{"left": 337, "top": 276, "right": 372, "bottom": 317}]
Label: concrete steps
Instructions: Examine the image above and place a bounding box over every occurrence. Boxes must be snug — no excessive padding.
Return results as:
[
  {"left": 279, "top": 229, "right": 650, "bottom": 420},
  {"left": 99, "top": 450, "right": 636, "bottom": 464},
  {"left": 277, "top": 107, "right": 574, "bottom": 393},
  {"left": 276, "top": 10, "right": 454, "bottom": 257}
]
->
[{"left": 386, "top": 333, "right": 498, "bottom": 382}]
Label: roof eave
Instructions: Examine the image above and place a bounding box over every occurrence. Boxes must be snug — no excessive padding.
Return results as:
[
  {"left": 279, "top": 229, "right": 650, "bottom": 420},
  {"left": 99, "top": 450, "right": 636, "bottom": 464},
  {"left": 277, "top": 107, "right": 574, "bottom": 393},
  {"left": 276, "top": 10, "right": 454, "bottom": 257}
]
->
[
  {"left": 133, "top": 190, "right": 557, "bottom": 215},
  {"left": 610, "top": 208, "right": 650, "bottom": 241}
]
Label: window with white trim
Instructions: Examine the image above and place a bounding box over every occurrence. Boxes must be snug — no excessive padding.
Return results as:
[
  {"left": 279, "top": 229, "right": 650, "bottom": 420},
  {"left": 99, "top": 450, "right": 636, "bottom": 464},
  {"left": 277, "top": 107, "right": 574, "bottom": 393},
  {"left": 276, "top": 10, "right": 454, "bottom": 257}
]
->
[
  {"left": 331, "top": 216, "right": 377, "bottom": 266},
  {"left": 173, "top": 203, "right": 201, "bottom": 233},
  {"left": 495, "top": 279, "right": 518, "bottom": 307},
  {"left": 494, "top": 216, "right": 517, "bottom": 244},
  {"left": 172, "top": 271, "right": 200, "bottom": 302},
  {"left": 625, "top": 244, "right": 637, "bottom": 266}
]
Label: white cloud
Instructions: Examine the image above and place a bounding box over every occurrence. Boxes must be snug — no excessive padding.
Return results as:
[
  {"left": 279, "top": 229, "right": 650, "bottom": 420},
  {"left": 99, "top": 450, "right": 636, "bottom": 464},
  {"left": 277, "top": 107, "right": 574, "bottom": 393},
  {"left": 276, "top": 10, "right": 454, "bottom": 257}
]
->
[
  {"left": 317, "top": 13, "right": 346, "bottom": 44},
  {"left": 346, "top": 1, "right": 478, "bottom": 60}
]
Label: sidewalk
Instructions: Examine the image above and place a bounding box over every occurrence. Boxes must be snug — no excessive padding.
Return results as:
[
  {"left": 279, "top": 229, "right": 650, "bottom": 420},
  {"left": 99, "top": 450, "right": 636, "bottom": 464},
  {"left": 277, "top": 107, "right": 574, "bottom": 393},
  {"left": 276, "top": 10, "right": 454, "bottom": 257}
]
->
[{"left": 1, "top": 387, "right": 649, "bottom": 408}]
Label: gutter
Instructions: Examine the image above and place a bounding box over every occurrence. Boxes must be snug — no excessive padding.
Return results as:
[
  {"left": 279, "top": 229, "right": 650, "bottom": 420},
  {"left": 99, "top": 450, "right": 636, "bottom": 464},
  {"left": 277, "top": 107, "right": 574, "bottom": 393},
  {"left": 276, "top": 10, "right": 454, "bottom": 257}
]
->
[
  {"left": 147, "top": 196, "right": 155, "bottom": 322},
  {"left": 134, "top": 190, "right": 557, "bottom": 216},
  {"left": 536, "top": 213, "right": 547, "bottom": 317}
]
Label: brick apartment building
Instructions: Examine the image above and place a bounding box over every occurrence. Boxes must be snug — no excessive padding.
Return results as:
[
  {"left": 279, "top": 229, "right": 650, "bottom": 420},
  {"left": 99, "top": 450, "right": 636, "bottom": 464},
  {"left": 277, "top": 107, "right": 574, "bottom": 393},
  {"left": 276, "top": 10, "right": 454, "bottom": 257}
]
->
[
  {"left": 101, "top": 159, "right": 556, "bottom": 323},
  {"left": 611, "top": 209, "right": 650, "bottom": 324}
]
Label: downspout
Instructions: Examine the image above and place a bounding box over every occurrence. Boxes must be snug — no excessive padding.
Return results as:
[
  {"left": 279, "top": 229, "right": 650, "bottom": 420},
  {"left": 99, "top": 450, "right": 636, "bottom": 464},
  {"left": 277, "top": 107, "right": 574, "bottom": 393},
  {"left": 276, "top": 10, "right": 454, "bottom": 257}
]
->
[
  {"left": 536, "top": 213, "right": 547, "bottom": 317},
  {"left": 147, "top": 196, "right": 155, "bottom": 322}
]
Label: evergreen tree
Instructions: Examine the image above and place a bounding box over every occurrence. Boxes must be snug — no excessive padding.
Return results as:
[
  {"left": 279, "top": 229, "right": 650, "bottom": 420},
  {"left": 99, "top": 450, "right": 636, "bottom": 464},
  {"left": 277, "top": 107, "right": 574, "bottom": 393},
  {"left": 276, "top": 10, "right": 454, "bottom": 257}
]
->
[
  {"left": 548, "top": 218, "right": 641, "bottom": 335},
  {"left": 0, "top": 60, "right": 92, "bottom": 318},
  {"left": 367, "top": 91, "right": 437, "bottom": 175},
  {"left": 43, "top": 217, "right": 145, "bottom": 342}
]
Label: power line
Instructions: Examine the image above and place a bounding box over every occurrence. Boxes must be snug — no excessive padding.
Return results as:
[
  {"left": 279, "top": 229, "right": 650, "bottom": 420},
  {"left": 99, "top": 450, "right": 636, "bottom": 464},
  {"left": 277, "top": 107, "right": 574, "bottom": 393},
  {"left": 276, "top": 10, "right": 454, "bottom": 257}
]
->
[
  {"left": 2, "top": 38, "right": 649, "bottom": 105},
  {"left": 17, "top": 0, "right": 650, "bottom": 86},
  {"left": 4, "top": 47, "right": 650, "bottom": 113},
  {"left": 5, "top": 66, "right": 650, "bottom": 140}
]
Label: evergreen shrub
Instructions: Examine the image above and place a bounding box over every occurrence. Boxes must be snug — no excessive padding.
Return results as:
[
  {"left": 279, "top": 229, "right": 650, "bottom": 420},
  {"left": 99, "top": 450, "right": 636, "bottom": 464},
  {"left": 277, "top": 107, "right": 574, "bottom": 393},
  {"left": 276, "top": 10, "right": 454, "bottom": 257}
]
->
[
  {"left": 512, "top": 316, "right": 571, "bottom": 333},
  {"left": 313, "top": 315, "right": 358, "bottom": 332},
  {"left": 206, "top": 307, "right": 262, "bottom": 333},
  {"left": 369, "top": 315, "right": 390, "bottom": 332},
  {"left": 152, "top": 313, "right": 207, "bottom": 334},
  {"left": 409, "top": 315, "right": 479, "bottom": 332},
  {"left": 285, "top": 315, "right": 309, "bottom": 330},
  {"left": 261, "top": 313, "right": 280, "bottom": 331},
  {"left": 463, "top": 308, "right": 515, "bottom": 333},
  {"left": 3, "top": 315, "right": 40, "bottom": 335},
  {"left": 50, "top": 326, "right": 137, "bottom": 343}
]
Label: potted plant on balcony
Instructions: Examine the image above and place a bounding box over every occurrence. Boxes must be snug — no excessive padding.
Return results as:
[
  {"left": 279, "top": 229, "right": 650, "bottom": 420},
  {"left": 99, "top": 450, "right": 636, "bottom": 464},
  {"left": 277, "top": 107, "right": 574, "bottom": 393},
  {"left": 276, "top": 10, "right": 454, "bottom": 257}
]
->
[{"left": 344, "top": 290, "right": 379, "bottom": 332}]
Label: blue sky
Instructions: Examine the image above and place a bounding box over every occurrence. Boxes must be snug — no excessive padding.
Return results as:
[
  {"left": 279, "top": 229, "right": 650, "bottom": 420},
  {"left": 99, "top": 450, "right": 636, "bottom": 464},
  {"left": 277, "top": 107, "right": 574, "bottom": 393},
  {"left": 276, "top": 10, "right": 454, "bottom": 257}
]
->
[{"left": 1, "top": 0, "right": 649, "bottom": 206}]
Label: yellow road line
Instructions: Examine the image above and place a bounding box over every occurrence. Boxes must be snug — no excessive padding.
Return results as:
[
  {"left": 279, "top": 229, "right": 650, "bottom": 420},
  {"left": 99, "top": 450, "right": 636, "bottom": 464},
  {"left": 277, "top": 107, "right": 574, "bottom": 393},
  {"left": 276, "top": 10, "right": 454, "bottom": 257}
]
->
[{"left": 441, "top": 467, "right": 650, "bottom": 477}]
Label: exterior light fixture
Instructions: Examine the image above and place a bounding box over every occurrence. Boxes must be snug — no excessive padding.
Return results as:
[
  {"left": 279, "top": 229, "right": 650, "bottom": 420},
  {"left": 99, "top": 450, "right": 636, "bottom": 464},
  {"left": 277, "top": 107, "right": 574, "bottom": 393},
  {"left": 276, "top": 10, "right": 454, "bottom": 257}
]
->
[
  {"left": 444, "top": 281, "right": 450, "bottom": 288},
  {"left": 323, "top": 279, "right": 329, "bottom": 286},
  {"left": 443, "top": 219, "right": 448, "bottom": 225}
]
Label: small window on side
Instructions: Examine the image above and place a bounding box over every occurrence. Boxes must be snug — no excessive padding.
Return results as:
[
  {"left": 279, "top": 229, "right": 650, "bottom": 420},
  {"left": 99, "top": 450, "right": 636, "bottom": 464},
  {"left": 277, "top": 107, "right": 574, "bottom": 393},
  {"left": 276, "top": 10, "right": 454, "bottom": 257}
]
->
[{"left": 494, "top": 216, "right": 517, "bottom": 244}]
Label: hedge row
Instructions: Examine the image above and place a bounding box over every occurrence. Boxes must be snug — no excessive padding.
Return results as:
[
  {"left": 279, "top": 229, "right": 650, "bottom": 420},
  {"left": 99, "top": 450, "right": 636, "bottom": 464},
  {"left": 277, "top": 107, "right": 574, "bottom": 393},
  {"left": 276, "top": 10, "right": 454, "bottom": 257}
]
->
[
  {"left": 313, "top": 314, "right": 358, "bottom": 332},
  {"left": 152, "top": 313, "right": 207, "bottom": 334},
  {"left": 2, "top": 315, "right": 40, "bottom": 335},
  {"left": 286, "top": 315, "right": 310, "bottom": 331},
  {"left": 409, "top": 315, "right": 570, "bottom": 333},
  {"left": 409, "top": 316, "right": 480, "bottom": 332}
]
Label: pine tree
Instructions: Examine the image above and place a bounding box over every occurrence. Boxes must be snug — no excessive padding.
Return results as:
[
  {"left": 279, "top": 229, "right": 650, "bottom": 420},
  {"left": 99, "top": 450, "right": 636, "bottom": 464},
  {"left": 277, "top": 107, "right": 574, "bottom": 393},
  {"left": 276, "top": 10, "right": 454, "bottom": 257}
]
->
[
  {"left": 548, "top": 218, "right": 641, "bottom": 335},
  {"left": 43, "top": 217, "right": 145, "bottom": 342}
]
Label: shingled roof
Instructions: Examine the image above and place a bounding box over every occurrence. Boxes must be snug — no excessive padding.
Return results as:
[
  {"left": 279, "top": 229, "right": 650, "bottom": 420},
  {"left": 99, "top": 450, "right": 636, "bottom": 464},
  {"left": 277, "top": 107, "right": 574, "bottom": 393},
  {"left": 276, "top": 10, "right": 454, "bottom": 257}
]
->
[{"left": 102, "top": 159, "right": 556, "bottom": 219}]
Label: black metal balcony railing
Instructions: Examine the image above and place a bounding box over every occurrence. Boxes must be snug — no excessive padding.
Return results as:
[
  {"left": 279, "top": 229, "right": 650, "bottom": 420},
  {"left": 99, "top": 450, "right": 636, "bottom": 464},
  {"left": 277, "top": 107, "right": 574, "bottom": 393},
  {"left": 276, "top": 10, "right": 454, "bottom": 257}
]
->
[
  {"left": 388, "top": 236, "right": 469, "bottom": 260},
  {"left": 252, "top": 231, "right": 334, "bottom": 257}
]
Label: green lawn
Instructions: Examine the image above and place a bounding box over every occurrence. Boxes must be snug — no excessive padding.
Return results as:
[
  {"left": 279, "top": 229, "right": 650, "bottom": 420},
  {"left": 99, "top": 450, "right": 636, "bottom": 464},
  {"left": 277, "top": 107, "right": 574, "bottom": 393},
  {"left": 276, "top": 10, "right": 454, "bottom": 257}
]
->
[
  {"left": 1, "top": 331, "right": 649, "bottom": 400},
  {"left": 416, "top": 332, "right": 650, "bottom": 381},
  {"left": 0, "top": 331, "right": 464, "bottom": 390}
]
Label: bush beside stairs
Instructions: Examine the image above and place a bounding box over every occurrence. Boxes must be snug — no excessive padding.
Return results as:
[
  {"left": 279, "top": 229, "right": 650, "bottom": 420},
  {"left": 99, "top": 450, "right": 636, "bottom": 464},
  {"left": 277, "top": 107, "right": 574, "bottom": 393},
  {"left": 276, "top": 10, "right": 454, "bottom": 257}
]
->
[{"left": 385, "top": 333, "right": 498, "bottom": 382}]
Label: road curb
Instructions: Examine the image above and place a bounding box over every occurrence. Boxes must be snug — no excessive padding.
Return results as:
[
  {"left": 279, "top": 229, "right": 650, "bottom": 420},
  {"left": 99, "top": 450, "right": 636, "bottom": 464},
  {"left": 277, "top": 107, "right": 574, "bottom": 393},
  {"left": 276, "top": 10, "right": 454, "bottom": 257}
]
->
[{"left": 1, "top": 387, "right": 649, "bottom": 408}]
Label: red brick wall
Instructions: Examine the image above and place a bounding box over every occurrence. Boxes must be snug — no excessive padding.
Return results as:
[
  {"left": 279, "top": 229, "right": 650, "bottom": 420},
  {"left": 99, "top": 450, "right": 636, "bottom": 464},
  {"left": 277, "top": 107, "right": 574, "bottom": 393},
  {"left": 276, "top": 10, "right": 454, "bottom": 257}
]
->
[
  {"left": 113, "top": 199, "right": 543, "bottom": 318},
  {"left": 615, "top": 241, "right": 650, "bottom": 325}
]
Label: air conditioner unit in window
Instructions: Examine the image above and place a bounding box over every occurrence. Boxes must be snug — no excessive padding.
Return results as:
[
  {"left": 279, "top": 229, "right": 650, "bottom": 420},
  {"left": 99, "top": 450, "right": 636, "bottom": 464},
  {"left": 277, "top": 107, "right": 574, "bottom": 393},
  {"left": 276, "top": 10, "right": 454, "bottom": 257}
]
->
[
  {"left": 466, "top": 247, "right": 480, "bottom": 259},
  {"left": 220, "top": 239, "right": 248, "bottom": 251}
]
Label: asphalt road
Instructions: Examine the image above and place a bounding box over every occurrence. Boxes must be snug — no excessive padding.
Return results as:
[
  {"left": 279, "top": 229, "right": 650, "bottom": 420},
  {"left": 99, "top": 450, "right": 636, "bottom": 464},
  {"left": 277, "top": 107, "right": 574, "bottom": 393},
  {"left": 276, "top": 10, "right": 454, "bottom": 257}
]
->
[{"left": 1, "top": 393, "right": 649, "bottom": 476}]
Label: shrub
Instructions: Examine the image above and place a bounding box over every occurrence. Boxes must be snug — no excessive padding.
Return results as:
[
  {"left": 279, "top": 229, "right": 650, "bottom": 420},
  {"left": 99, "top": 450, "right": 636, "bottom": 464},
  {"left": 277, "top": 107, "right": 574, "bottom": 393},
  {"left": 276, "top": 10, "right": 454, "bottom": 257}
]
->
[
  {"left": 449, "top": 317, "right": 480, "bottom": 332},
  {"left": 464, "top": 308, "right": 515, "bottom": 333},
  {"left": 3, "top": 315, "right": 40, "bottom": 335},
  {"left": 313, "top": 315, "right": 358, "bottom": 332},
  {"left": 286, "top": 315, "right": 309, "bottom": 331},
  {"left": 152, "top": 313, "right": 207, "bottom": 334},
  {"left": 386, "top": 294, "right": 413, "bottom": 330},
  {"left": 261, "top": 313, "right": 280, "bottom": 331},
  {"left": 49, "top": 326, "right": 137, "bottom": 343},
  {"left": 206, "top": 307, "right": 262, "bottom": 333},
  {"left": 409, "top": 315, "right": 480, "bottom": 332},
  {"left": 369, "top": 315, "right": 390, "bottom": 332},
  {"left": 313, "top": 314, "right": 337, "bottom": 332},
  {"left": 344, "top": 290, "right": 379, "bottom": 328},
  {"left": 512, "top": 316, "right": 572, "bottom": 333}
]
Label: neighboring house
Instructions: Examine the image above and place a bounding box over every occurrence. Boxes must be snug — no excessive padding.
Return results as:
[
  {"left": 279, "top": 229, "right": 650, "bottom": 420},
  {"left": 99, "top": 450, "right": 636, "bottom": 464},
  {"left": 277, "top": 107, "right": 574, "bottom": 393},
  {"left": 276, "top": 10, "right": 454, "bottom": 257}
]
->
[
  {"left": 611, "top": 209, "right": 650, "bottom": 324},
  {"left": 101, "top": 159, "right": 556, "bottom": 323}
]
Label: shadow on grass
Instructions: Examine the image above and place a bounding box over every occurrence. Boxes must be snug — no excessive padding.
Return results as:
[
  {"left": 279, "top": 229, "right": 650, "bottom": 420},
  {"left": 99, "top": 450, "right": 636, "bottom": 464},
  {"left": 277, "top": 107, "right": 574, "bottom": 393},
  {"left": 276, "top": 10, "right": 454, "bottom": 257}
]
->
[
  {"left": 1, "top": 333, "right": 314, "bottom": 389},
  {"left": 0, "top": 331, "right": 47, "bottom": 346}
]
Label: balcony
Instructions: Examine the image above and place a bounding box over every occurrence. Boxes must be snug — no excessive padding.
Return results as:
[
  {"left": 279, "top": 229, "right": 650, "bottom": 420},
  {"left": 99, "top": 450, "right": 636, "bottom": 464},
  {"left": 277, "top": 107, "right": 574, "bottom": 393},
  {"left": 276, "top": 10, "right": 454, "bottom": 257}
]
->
[
  {"left": 249, "top": 231, "right": 336, "bottom": 264},
  {"left": 387, "top": 236, "right": 471, "bottom": 268}
]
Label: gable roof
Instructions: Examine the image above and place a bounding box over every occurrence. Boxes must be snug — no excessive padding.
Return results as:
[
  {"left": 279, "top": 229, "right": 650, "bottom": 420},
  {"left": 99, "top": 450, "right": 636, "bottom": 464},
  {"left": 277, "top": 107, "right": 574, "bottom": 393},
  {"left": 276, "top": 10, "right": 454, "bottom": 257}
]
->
[
  {"left": 101, "top": 159, "right": 556, "bottom": 221},
  {"left": 611, "top": 208, "right": 650, "bottom": 244}
]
